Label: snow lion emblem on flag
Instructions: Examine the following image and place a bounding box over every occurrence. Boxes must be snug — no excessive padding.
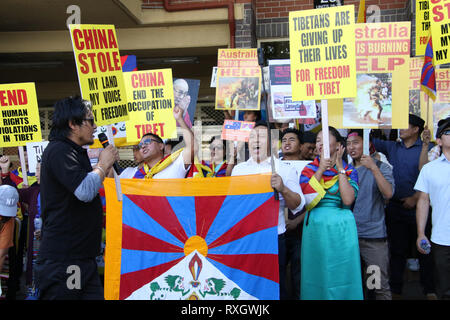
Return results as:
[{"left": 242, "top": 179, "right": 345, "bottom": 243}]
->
[{"left": 104, "top": 174, "right": 280, "bottom": 300}]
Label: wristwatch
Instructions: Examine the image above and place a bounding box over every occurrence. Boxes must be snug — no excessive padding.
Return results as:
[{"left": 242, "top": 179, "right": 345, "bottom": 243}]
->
[{"left": 338, "top": 169, "right": 346, "bottom": 175}]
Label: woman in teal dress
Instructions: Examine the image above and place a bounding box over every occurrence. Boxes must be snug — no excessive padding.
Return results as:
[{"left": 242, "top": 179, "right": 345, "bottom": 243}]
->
[{"left": 299, "top": 127, "right": 363, "bottom": 300}]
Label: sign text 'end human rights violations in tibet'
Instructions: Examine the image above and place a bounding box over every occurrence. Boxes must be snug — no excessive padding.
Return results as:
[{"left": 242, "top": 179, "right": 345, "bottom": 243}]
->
[
  {"left": 289, "top": 5, "right": 356, "bottom": 101},
  {"left": 0, "top": 83, "right": 42, "bottom": 148},
  {"left": 69, "top": 24, "right": 129, "bottom": 126}
]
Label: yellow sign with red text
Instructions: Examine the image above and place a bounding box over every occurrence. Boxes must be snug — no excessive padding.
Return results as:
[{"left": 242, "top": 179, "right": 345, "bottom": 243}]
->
[
  {"left": 0, "top": 83, "right": 42, "bottom": 147},
  {"left": 328, "top": 22, "right": 411, "bottom": 129},
  {"left": 69, "top": 24, "right": 129, "bottom": 126},
  {"left": 123, "top": 69, "right": 177, "bottom": 144},
  {"left": 429, "top": 0, "right": 450, "bottom": 65}
]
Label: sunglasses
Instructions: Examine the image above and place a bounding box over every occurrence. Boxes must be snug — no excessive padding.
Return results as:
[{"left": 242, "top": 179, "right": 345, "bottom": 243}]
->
[
  {"left": 440, "top": 129, "right": 450, "bottom": 136},
  {"left": 83, "top": 118, "right": 95, "bottom": 126},
  {"left": 138, "top": 139, "right": 161, "bottom": 149}
]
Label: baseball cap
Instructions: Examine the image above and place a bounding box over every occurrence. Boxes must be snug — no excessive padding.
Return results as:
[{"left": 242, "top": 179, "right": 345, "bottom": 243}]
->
[
  {"left": 0, "top": 185, "right": 19, "bottom": 217},
  {"left": 436, "top": 116, "right": 450, "bottom": 138}
]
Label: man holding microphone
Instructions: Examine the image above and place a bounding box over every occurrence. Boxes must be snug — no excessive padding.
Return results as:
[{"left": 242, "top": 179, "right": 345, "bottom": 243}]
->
[{"left": 35, "top": 96, "right": 119, "bottom": 300}]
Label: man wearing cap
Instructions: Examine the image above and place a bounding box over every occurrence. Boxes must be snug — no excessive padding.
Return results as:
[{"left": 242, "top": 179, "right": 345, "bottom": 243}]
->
[
  {"left": 371, "top": 114, "right": 436, "bottom": 299},
  {"left": 415, "top": 117, "right": 450, "bottom": 300},
  {"left": 0, "top": 185, "right": 19, "bottom": 294}
]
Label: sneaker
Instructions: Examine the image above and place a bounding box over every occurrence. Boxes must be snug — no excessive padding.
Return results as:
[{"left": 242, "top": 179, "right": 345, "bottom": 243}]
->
[{"left": 407, "top": 258, "right": 420, "bottom": 272}]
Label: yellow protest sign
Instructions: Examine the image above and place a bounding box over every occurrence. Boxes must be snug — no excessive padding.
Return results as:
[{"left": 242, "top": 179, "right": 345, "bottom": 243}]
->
[
  {"left": 289, "top": 5, "right": 356, "bottom": 101},
  {"left": 215, "top": 48, "right": 261, "bottom": 111},
  {"left": 123, "top": 69, "right": 177, "bottom": 144},
  {"left": 429, "top": 0, "right": 450, "bottom": 65},
  {"left": 329, "top": 22, "right": 411, "bottom": 129},
  {"left": 69, "top": 24, "right": 129, "bottom": 126},
  {"left": 0, "top": 83, "right": 42, "bottom": 147},
  {"left": 409, "top": 57, "right": 429, "bottom": 121},
  {"left": 415, "top": 0, "right": 431, "bottom": 56},
  {"left": 422, "top": 69, "right": 450, "bottom": 138}
]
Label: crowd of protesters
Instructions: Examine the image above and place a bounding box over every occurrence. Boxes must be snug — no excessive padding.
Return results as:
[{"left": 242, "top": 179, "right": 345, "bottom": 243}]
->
[{"left": 0, "top": 95, "right": 449, "bottom": 301}]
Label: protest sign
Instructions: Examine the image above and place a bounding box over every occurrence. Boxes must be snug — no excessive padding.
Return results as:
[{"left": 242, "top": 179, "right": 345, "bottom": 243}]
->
[
  {"left": 314, "top": 0, "right": 343, "bottom": 9},
  {"left": 26, "top": 141, "right": 49, "bottom": 173},
  {"left": 123, "top": 68, "right": 177, "bottom": 144},
  {"left": 173, "top": 78, "right": 200, "bottom": 128},
  {"left": 289, "top": 5, "right": 356, "bottom": 101},
  {"left": 329, "top": 22, "right": 411, "bottom": 129},
  {"left": 423, "top": 69, "right": 450, "bottom": 138},
  {"left": 0, "top": 83, "right": 42, "bottom": 148},
  {"left": 409, "top": 57, "right": 430, "bottom": 122},
  {"left": 221, "top": 120, "right": 255, "bottom": 142},
  {"left": 269, "top": 59, "right": 316, "bottom": 120},
  {"left": 415, "top": 0, "right": 431, "bottom": 56},
  {"left": 215, "top": 49, "right": 261, "bottom": 111},
  {"left": 69, "top": 24, "right": 129, "bottom": 126},
  {"left": 429, "top": 0, "right": 450, "bottom": 65}
]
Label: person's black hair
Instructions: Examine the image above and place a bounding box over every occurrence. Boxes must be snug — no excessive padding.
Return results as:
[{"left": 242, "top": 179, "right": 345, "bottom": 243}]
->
[
  {"left": 209, "top": 135, "right": 226, "bottom": 151},
  {"left": 300, "top": 131, "right": 317, "bottom": 144},
  {"left": 141, "top": 132, "right": 164, "bottom": 144},
  {"left": 243, "top": 110, "right": 261, "bottom": 122},
  {"left": 280, "top": 128, "right": 301, "bottom": 143},
  {"left": 253, "top": 120, "right": 268, "bottom": 129},
  {"left": 48, "top": 96, "right": 92, "bottom": 140},
  {"left": 319, "top": 126, "right": 347, "bottom": 161}
]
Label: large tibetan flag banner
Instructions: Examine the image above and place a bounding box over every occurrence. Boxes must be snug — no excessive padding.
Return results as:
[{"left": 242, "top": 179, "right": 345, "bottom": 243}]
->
[{"left": 104, "top": 175, "right": 280, "bottom": 300}]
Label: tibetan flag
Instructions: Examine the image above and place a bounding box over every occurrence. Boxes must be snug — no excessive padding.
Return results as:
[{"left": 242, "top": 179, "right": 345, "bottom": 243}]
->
[
  {"left": 104, "top": 175, "right": 280, "bottom": 300},
  {"left": 421, "top": 36, "right": 436, "bottom": 101},
  {"left": 121, "top": 55, "right": 137, "bottom": 72}
]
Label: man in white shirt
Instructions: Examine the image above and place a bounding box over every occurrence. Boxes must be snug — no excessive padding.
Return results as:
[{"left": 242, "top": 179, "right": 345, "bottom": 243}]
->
[
  {"left": 132, "top": 106, "right": 193, "bottom": 179},
  {"left": 415, "top": 117, "right": 450, "bottom": 300},
  {"left": 232, "top": 121, "right": 305, "bottom": 300}
]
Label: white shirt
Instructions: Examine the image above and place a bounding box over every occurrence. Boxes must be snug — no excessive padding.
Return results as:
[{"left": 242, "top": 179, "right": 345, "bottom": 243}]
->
[
  {"left": 414, "top": 154, "right": 450, "bottom": 246},
  {"left": 123, "top": 150, "right": 190, "bottom": 179},
  {"left": 232, "top": 157, "right": 305, "bottom": 235},
  {"left": 153, "top": 149, "right": 189, "bottom": 179},
  {"left": 119, "top": 166, "right": 139, "bottom": 179}
]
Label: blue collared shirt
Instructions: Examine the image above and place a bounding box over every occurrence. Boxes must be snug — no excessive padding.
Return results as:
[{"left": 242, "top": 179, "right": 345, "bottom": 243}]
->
[{"left": 372, "top": 138, "right": 433, "bottom": 200}]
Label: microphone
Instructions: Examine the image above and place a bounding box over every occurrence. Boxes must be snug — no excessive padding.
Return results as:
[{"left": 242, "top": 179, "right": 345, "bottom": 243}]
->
[{"left": 97, "top": 133, "right": 120, "bottom": 175}]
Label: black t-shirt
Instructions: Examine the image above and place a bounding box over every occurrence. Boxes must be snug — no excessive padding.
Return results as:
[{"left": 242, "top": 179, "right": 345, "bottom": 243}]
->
[{"left": 38, "top": 137, "right": 103, "bottom": 261}]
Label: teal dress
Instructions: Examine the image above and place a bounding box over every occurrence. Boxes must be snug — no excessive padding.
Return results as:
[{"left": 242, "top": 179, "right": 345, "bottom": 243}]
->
[{"left": 300, "top": 181, "right": 363, "bottom": 300}]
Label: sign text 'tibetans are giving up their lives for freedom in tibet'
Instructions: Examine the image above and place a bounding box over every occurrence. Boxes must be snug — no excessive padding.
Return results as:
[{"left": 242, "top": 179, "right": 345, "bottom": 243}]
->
[{"left": 289, "top": 5, "right": 356, "bottom": 101}]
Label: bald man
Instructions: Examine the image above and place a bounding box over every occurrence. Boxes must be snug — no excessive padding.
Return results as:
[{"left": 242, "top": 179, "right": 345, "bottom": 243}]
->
[{"left": 173, "top": 79, "right": 192, "bottom": 128}]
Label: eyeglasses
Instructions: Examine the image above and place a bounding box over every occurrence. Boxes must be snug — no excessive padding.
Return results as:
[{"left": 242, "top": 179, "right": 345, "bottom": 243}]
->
[
  {"left": 83, "top": 118, "right": 95, "bottom": 126},
  {"left": 138, "top": 139, "right": 161, "bottom": 149},
  {"left": 174, "top": 88, "right": 188, "bottom": 98}
]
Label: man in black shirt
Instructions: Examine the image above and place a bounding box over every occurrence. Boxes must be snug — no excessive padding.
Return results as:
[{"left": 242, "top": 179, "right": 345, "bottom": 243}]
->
[{"left": 36, "top": 96, "right": 118, "bottom": 300}]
